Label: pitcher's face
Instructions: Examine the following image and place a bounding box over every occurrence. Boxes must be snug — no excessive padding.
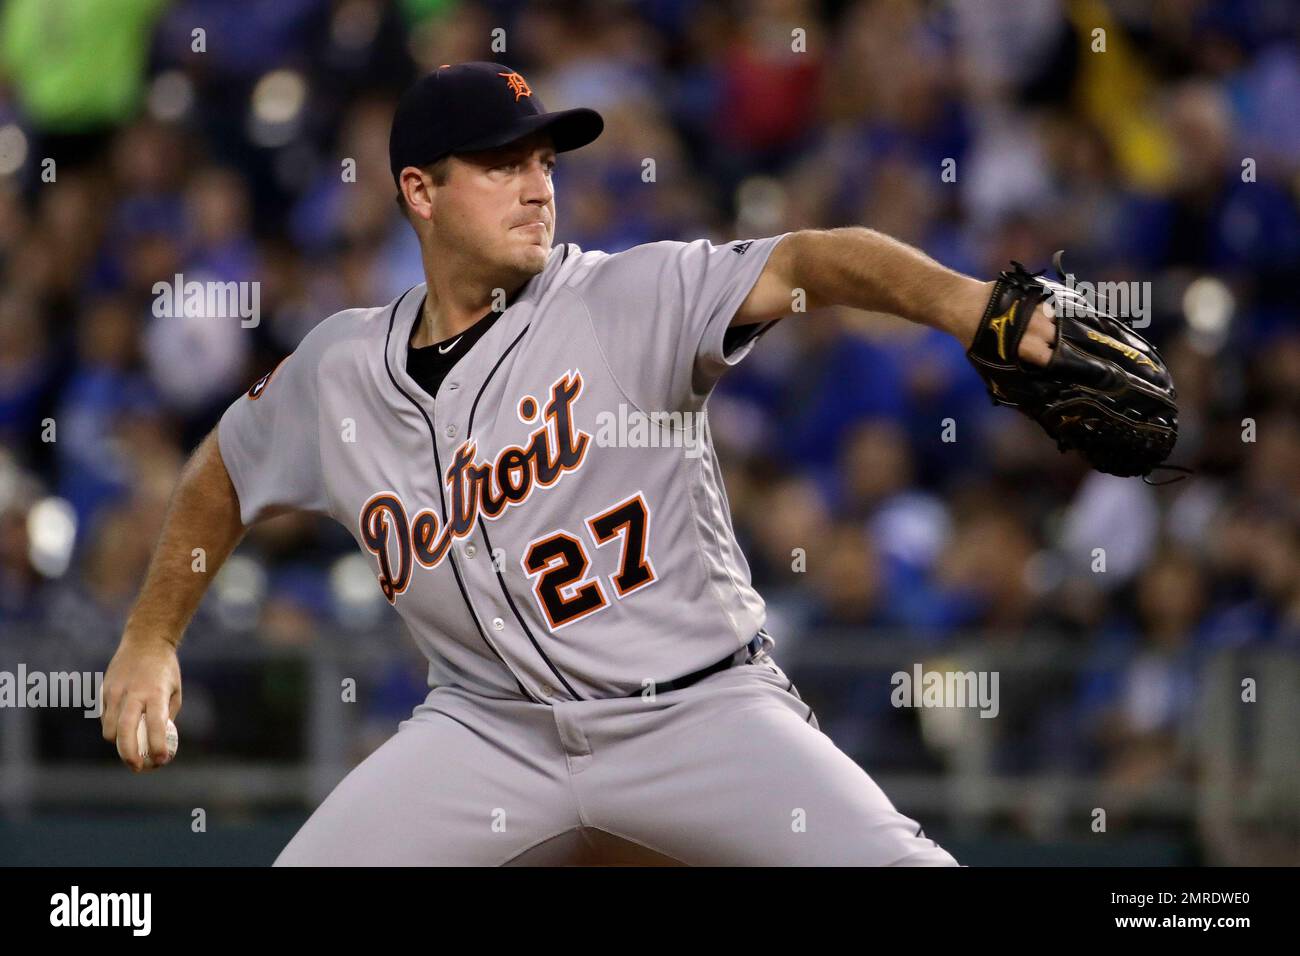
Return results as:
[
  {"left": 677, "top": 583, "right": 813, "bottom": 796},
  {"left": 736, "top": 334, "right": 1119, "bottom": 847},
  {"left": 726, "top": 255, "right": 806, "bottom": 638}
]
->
[{"left": 433, "top": 131, "right": 557, "bottom": 278}]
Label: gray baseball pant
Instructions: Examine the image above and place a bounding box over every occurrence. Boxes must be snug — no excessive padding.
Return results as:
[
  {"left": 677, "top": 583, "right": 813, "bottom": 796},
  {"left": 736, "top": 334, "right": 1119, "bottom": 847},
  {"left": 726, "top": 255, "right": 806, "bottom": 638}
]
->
[{"left": 275, "top": 652, "right": 958, "bottom": 866}]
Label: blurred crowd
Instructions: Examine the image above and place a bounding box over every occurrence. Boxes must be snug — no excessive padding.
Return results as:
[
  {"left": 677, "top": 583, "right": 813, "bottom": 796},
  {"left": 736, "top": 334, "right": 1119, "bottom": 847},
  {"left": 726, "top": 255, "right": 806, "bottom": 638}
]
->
[{"left": 0, "top": 0, "right": 1297, "bottom": 821}]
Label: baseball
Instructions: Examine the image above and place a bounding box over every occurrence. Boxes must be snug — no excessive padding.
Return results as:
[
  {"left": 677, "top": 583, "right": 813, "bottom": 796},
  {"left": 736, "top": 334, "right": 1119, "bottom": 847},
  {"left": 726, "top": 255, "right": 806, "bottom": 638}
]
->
[{"left": 136, "top": 716, "right": 179, "bottom": 768}]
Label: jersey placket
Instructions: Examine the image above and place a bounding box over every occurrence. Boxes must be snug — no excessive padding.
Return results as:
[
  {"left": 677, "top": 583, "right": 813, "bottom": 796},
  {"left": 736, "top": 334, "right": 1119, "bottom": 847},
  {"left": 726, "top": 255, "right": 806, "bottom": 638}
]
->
[
  {"left": 384, "top": 286, "right": 543, "bottom": 704},
  {"left": 459, "top": 321, "right": 585, "bottom": 705}
]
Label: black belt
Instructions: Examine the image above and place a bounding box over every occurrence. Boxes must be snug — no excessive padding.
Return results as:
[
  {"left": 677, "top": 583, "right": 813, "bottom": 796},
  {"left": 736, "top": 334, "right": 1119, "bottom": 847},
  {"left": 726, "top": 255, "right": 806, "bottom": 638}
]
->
[{"left": 633, "top": 633, "right": 765, "bottom": 697}]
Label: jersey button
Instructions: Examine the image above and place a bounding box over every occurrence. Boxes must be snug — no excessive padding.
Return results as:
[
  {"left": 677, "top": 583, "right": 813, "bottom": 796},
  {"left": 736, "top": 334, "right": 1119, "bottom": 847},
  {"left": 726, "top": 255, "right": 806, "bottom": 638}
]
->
[
  {"left": 492, "top": 617, "right": 504, "bottom": 630},
  {"left": 464, "top": 544, "right": 477, "bottom": 558},
  {"left": 445, "top": 425, "right": 457, "bottom": 438},
  {"left": 539, "top": 683, "right": 554, "bottom": 698}
]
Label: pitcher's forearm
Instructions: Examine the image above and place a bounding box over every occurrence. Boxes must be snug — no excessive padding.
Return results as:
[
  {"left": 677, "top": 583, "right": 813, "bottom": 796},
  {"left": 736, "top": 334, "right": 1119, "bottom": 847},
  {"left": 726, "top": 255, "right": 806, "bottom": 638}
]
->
[
  {"left": 792, "top": 228, "right": 993, "bottom": 343},
  {"left": 125, "top": 428, "right": 246, "bottom": 646}
]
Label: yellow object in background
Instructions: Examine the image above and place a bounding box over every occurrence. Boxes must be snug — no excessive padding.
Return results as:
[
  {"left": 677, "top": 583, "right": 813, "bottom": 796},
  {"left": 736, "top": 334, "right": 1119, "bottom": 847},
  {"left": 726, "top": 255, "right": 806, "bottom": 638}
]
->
[{"left": 1070, "top": 0, "right": 1178, "bottom": 192}]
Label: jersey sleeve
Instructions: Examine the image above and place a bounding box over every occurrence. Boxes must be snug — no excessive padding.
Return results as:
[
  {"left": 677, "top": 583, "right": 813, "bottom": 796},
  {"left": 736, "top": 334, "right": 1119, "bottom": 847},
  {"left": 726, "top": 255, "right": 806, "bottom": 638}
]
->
[
  {"left": 575, "top": 234, "right": 790, "bottom": 412},
  {"left": 217, "top": 341, "right": 329, "bottom": 525}
]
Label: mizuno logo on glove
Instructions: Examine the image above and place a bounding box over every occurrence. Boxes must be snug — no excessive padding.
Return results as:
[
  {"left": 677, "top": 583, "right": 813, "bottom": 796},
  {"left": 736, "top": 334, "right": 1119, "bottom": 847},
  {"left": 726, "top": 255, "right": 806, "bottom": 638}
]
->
[{"left": 1083, "top": 328, "right": 1156, "bottom": 370}]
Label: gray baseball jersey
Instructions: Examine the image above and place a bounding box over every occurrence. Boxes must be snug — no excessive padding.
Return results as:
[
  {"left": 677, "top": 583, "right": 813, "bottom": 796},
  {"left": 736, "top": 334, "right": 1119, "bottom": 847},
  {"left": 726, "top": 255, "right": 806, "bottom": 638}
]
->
[
  {"left": 220, "top": 236, "right": 784, "bottom": 702},
  {"left": 221, "top": 235, "right": 958, "bottom": 865}
]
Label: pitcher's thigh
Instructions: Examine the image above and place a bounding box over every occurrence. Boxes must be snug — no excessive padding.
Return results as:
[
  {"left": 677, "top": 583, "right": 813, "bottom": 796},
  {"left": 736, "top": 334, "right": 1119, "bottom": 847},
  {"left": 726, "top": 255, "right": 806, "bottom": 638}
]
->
[
  {"left": 275, "top": 711, "right": 577, "bottom": 866},
  {"left": 733, "top": 715, "right": 959, "bottom": 866},
  {"left": 589, "top": 669, "right": 958, "bottom": 866}
]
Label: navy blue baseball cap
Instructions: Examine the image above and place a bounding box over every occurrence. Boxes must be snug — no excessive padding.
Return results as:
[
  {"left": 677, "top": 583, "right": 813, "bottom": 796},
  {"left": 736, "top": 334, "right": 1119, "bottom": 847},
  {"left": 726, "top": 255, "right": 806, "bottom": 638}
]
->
[{"left": 389, "top": 61, "right": 604, "bottom": 186}]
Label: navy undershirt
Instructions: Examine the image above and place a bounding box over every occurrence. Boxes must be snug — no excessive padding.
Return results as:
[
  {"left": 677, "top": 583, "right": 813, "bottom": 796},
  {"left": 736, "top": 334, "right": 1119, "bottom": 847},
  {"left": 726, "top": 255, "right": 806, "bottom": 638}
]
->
[{"left": 406, "top": 306, "right": 505, "bottom": 398}]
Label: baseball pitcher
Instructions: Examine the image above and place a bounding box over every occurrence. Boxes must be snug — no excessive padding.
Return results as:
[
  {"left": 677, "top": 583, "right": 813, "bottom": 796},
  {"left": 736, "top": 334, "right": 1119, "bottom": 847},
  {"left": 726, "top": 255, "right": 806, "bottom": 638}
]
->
[{"left": 101, "top": 63, "right": 1177, "bottom": 865}]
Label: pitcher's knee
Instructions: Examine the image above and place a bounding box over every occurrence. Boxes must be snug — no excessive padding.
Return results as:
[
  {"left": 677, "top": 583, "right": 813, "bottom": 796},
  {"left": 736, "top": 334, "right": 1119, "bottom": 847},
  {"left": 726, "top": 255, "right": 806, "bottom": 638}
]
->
[
  {"left": 889, "top": 842, "right": 960, "bottom": 866},
  {"left": 272, "top": 839, "right": 314, "bottom": 867},
  {"left": 877, "top": 816, "right": 959, "bottom": 866}
]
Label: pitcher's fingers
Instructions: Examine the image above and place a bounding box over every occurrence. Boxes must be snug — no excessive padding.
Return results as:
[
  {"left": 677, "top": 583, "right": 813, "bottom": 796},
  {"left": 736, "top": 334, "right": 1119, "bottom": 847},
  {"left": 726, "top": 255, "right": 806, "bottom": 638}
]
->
[
  {"left": 1022, "top": 337, "right": 1054, "bottom": 367},
  {"left": 101, "top": 681, "right": 124, "bottom": 742},
  {"left": 146, "top": 692, "right": 172, "bottom": 765},
  {"left": 116, "top": 697, "right": 146, "bottom": 771},
  {"left": 1037, "top": 304, "right": 1059, "bottom": 342},
  {"left": 169, "top": 686, "right": 182, "bottom": 720}
]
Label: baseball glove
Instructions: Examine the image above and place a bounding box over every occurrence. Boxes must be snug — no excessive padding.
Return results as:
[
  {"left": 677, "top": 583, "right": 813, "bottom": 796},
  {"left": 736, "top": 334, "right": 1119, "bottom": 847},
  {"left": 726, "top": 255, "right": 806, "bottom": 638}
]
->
[{"left": 966, "top": 252, "right": 1180, "bottom": 480}]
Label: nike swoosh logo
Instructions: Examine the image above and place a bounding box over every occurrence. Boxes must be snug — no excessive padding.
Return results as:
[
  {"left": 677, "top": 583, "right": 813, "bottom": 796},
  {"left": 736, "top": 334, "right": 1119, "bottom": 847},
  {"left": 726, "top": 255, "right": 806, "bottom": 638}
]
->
[{"left": 437, "top": 336, "right": 462, "bottom": 354}]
